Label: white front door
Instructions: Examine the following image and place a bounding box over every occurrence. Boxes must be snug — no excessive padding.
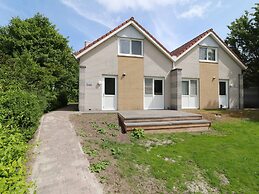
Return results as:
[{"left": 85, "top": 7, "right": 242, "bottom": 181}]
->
[
  {"left": 182, "top": 79, "right": 199, "bottom": 109},
  {"left": 219, "top": 80, "right": 229, "bottom": 108},
  {"left": 102, "top": 76, "right": 117, "bottom": 110},
  {"left": 144, "top": 77, "right": 164, "bottom": 109}
]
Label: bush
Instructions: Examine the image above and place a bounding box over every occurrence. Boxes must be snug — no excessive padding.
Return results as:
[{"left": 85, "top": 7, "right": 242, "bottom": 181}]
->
[
  {"left": 0, "top": 126, "right": 30, "bottom": 193},
  {"left": 0, "top": 89, "right": 44, "bottom": 140},
  {"left": 131, "top": 128, "right": 145, "bottom": 139}
]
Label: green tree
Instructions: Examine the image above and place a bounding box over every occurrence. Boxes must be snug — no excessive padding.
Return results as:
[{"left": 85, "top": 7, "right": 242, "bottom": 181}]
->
[
  {"left": 0, "top": 13, "right": 78, "bottom": 110},
  {"left": 226, "top": 3, "right": 259, "bottom": 87}
]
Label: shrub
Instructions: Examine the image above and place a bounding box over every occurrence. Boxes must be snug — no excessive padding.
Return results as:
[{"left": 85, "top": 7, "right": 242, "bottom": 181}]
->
[
  {"left": 131, "top": 128, "right": 145, "bottom": 139},
  {"left": 89, "top": 161, "right": 109, "bottom": 173},
  {"left": 0, "top": 126, "right": 30, "bottom": 193},
  {"left": 0, "top": 89, "right": 44, "bottom": 140}
]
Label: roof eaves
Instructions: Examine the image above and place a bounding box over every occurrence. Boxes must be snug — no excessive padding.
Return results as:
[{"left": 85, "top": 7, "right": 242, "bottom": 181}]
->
[{"left": 74, "top": 17, "right": 134, "bottom": 58}]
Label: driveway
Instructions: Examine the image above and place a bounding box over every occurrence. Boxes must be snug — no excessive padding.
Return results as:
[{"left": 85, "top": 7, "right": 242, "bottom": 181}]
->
[{"left": 30, "top": 109, "right": 103, "bottom": 194}]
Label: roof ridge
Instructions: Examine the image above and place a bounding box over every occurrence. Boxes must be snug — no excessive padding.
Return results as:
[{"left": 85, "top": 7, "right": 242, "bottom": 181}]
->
[
  {"left": 171, "top": 28, "right": 213, "bottom": 57},
  {"left": 74, "top": 17, "right": 133, "bottom": 56},
  {"left": 74, "top": 16, "right": 172, "bottom": 57}
]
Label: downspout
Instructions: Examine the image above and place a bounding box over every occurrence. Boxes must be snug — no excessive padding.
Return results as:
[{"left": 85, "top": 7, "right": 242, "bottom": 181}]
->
[{"left": 238, "top": 70, "right": 244, "bottom": 109}]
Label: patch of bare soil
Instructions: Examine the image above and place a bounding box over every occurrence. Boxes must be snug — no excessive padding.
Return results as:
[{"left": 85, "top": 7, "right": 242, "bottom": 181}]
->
[
  {"left": 185, "top": 166, "right": 219, "bottom": 194},
  {"left": 214, "top": 171, "right": 230, "bottom": 186},
  {"left": 70, "top": 113, "right": 167, "bottom": 194}
]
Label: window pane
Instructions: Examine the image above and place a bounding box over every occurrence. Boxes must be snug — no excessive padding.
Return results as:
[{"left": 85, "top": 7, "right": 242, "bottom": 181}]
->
[
  {"left": 190, "top": 80, "right": 197, "bottom": 95},
  {"left": 208, "top": 48, "right": 216, "bottom": 61},
  {"left": 145, "top": 78, "right": 153, "bottom": 94},
  {"left": 219, "top": 82, "right": 226, "bottom": 95},
  {"left": 182, "top": 81, "right": 189, "bottom": 95},
  {"left": 154, "top": 80, "right": 163, "bottom": 95},
  {"left": 132, "top": 40, "right": 142, "bottom": 55},
  {"left": 105, "top": 78, "right": 115, "bottom": 95},
  {"left": 119, "top": 39, "right": 130, "bottom": 54},
  {"left": 199, "top": 47, "right": 207, "bottom": 60}
]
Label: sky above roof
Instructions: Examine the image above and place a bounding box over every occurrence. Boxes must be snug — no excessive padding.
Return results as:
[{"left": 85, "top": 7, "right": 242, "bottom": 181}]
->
[{"left": 0, "top": 0, "right": 257, "bottom": 52}]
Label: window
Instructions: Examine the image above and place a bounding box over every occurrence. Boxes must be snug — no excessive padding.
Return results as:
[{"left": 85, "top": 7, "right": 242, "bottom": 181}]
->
[
  {"left": 199, "top": 47, "right": 207, "bottom": 60},
  {"left": 145, "top": 78, "right": 153, "bottom": 94},
  {"left": 182, "top": 80, "right": 198, "bottom": 96},
  {"left": 199, "top": 47, "right": 217, "bottom": 62},
  {"left": 119, "top": 39, "right": 130, "bottom": 54},
  {"left": 190, "top": 80, "right": 198, "bottom": 95},
  {"left": 132, "top": 40, "right": 142, "bottom": 55},
  {"left": 219, "top": 82, "right": 226, "bottom": 95},
  {"left": 154, "top": 80, "right": 163, "bottom": 95},
  {"left": 119, "top": 38, "right": 143, "bottom": 56},
  {"left": 182, "top": 81, "right": 189, "bottom": 95},
  {"left": 207, "top": 48, "right": 216, "bottom": 61},
  {"left": 104, "top": 78, "right": 115, "bottom": 95}
]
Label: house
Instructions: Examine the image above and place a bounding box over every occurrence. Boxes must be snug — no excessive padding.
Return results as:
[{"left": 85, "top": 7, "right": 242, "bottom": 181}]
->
[{"left": 75, "top": 17, "right": 246, "bottom": 111}]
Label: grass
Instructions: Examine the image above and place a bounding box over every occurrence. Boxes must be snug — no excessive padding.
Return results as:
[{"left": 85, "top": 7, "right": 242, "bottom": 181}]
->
[
  {"left": 71, "top": 110, "right": 259, "bottom": 193},
  {"left": 116, "top": 111, "right": 259, "bottom": 193}
]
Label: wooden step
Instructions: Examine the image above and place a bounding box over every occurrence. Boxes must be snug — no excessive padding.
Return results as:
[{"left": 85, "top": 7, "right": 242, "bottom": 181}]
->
[
  {"left": 122, "top": 115, "right": 202, "bottom": 123},
  {"left": 123, "top": 119, "right": 211, "bottom": 132},
  {"left": 117, "top": 110, "right": 211, "bottom": 133}
]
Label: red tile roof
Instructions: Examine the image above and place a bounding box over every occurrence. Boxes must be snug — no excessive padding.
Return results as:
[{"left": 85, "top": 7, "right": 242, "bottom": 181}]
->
[
  {"left": 171, "top": 29, "right": 213, "bottom": 57},
  {"left": 75, "top": 17, "right": 171, "bottom": 57}
]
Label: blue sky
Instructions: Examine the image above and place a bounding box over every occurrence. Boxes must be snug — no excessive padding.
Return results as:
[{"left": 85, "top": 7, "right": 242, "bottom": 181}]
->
[{"left": 0, "top": 0, "right": 257, "bottom": 52}]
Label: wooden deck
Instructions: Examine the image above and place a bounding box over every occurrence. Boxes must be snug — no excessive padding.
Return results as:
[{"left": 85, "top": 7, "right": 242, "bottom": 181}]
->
[{"left": 118, "top": 110, "right": 211, "bottom": 133}]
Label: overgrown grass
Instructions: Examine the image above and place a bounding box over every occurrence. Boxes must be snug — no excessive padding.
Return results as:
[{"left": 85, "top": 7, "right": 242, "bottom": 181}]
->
[
  {"left": 72, "top": 111, "right": 259, "bottom": 193},
  {"left": 116, "top": 117, "right": 259, "bottom": 193}
]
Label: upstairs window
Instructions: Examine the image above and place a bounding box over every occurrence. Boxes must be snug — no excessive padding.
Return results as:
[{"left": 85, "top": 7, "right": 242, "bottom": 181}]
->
[
  {"left": 119, "top": 38, "right": 143, "bottom": 56},
  {"left": 199, "top": 47, "right": 217, "bottom": 62}
]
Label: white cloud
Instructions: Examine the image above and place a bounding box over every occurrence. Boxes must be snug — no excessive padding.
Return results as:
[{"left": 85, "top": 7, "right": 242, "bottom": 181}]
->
[
  {"left": 178, "top": 2, "right": 212, "bottom": 19},
  {"left": 96, "top": 0, "right": 191, "bottom": 12},
  {"left": 60, "top": 0, "right": 120, "bottom": 28},
  {"left": 151, "top": 17, "right": 181, "bottom": 50}
]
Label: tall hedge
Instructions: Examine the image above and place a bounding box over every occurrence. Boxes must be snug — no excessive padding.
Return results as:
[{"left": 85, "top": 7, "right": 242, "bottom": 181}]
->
[
  {"left": 0, "top": 13, "right": 79, "bottom": 193},
  {"left": 0, "top": 13, "right": 78, "bottom": 110},
  {"left": 0, "top": 89, "right": 44, "bottom": 140}
]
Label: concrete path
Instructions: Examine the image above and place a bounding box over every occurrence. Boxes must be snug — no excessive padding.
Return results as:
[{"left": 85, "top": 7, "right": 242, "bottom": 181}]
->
[{"left": 30, "top": 110, "right": 103, "bottom": 194}]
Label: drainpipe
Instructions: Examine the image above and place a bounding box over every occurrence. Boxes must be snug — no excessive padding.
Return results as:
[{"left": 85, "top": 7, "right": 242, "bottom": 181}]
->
[{"left": 238, "top": 72, "right": 244, "bottom": 109}]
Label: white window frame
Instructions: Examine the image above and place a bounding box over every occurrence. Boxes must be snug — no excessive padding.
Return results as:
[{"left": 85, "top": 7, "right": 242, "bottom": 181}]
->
[
  {"left": 182, "top": 79, "right": 198, "bottom": 97},
  {"left": 144, "top": 77, "right": 164, "bottom": 96},
  {"left": 199, "top": 46, "right": 218, "bottom": 63},
  {"left": 118, "top": 38, "right": 143, "bottom": 57}
]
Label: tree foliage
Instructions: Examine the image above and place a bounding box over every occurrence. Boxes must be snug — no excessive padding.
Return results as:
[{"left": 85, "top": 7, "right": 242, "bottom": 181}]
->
[
  {"left": 0, "top": 13, "right": 78, "bottom": 110},
  {"left": 0, "top": 14, "right": 78, "bottom": 192},
  {"left": 226, "top": 3, "right": 259, "bottom": 87}
]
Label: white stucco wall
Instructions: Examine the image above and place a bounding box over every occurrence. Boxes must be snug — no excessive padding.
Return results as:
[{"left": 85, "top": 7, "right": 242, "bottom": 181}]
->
[
  {"left": 117, "top": 25, "right": 144, "bottom": 39},
  {"left": 175, "top": 46, "right": 200, "bottom": 79},
  {"left": 218, "top": 47, "right": 242, "bottom": 108},
  {"left": 144, "top": 39, "right": 173, "bottom": 109},
  {"left": 78, "top": 24, "right": 174, "bottom": 111},
  {"left": 79, "top": 36, "right": 118, "bottom": 111},
  {"left": 175, "top": 35, "right": 243, "bottom": 109}
]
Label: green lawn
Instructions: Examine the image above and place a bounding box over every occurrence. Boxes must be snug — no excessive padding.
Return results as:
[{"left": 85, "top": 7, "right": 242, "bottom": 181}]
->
[
  {"left": 116, "top": 112, "right": 259, "bottom": 193},
  {"left": 71, "top": 110, "right": 259, "bottom": 193}
]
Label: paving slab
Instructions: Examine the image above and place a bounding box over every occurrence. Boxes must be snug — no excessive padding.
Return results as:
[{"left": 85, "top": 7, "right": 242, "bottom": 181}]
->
[{"left": 30, "top": 111, "right": 103, "bottom": 194}]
